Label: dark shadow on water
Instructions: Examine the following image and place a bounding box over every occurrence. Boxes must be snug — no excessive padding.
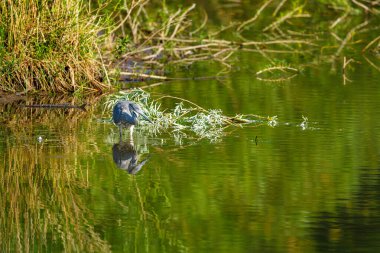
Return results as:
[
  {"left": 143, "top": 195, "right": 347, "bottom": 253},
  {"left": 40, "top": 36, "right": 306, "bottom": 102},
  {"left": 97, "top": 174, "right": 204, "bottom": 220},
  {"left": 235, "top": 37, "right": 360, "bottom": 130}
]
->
[
  {"left": 112, "top": 141, "right": 150, "bottom": 174},
  {"left": 308, "top": 164, "right": 380, "bottom": 252},
  {"left": 0, "top": 93, "right": 103, "bottom": 126}
]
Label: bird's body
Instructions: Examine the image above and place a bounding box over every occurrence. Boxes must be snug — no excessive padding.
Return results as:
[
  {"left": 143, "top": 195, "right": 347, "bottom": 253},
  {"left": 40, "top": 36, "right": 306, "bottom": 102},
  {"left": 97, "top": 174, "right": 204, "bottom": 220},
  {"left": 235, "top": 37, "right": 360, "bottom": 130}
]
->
[{"left": 112, "top": 100, "right": 151, "bottom": 140}]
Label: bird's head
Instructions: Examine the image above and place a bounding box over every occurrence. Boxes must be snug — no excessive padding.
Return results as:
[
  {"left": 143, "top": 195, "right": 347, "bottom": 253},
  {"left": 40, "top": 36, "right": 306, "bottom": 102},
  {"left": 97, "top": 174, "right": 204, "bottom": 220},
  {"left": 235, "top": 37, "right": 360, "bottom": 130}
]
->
[{"left": 129, "top": 103, "right": 152, "bottom": 123}]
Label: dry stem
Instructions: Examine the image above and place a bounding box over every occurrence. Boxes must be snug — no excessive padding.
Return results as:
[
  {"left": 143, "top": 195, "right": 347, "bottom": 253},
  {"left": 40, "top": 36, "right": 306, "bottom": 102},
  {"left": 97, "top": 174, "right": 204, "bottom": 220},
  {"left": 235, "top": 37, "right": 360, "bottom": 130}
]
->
[{"left": 237, "top": 0, "right": 273, "bottom": 32}]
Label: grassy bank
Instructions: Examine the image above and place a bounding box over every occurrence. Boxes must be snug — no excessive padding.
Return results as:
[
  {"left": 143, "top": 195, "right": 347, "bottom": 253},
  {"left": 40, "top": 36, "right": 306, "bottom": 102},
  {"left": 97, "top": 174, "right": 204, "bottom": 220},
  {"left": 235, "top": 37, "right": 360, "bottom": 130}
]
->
[
  {"left": 0, "top": 0, "right": 379, "bottom": 93},
  {"left": 0, "top": 0, "right": 107, "bottom": 93}
]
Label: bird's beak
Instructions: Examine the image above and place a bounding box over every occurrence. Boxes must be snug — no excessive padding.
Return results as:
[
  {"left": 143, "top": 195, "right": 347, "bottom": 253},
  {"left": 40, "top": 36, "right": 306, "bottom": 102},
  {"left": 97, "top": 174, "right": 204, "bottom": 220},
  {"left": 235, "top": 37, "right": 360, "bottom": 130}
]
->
[{"left": 140, "top": 112, "right": 152, "bottom": 123}]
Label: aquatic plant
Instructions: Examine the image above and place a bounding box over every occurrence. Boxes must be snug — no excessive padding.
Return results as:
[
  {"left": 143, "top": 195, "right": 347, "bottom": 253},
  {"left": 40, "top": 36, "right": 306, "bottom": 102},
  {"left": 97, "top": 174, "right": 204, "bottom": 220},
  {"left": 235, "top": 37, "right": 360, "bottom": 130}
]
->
[{"left": 104, "top": 89, "right": 276, "bottom": 142}]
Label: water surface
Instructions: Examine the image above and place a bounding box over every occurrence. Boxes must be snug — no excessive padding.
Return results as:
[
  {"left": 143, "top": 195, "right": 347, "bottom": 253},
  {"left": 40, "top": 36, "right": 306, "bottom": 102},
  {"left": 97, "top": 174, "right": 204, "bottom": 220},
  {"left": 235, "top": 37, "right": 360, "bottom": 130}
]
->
[{"left": 1, "top": 3, "right": 380, "bottom": 252}]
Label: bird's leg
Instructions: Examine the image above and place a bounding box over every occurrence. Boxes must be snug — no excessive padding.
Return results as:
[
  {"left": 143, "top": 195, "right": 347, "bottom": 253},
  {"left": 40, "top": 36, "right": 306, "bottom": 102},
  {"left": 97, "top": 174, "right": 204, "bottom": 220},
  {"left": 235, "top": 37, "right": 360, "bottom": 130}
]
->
[
  {"left": 119, "top": 125, "right": 123, "bottom": 142},
  {"left": 129, "top": 125, "right": 134, "bottom": 141},
  {"left": 129, "top": 136, "right": 135, "bottom": 146}
]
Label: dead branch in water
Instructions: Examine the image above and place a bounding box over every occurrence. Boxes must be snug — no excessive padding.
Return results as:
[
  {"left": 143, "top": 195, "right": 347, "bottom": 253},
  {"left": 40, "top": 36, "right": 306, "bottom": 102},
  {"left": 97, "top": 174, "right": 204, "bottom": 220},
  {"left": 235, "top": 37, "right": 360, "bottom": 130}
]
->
[
  {"left": 362, "top": 35, "right": 380, "bottom": 52},
  {"left": 102, "top": 0, "right": 380, "bottom": 85},
  {"left": 256, "top": 66, "right": 299, "bottom": 75},
  {"left": 237, "top": 0, "right": 273, "bottom": 32},
  {"left": 263, "top": 5, "right": 305, "bottom": 32},
  {"left": 335, "top": 21, "right": 369, "bottom": 56},
  {"left": 256, "top": 65, "right": 299, "bottom": 82}
]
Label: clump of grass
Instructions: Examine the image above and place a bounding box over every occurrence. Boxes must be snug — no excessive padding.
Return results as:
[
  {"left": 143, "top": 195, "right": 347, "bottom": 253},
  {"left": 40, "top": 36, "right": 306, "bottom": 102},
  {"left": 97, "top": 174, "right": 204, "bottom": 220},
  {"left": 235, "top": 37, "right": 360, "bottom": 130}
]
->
[
  {"left": 104, "top": 89, "right": 277, "bottom": 142},
  {"left": 0, "top": 0, "right": 108, "bottom": 93}
]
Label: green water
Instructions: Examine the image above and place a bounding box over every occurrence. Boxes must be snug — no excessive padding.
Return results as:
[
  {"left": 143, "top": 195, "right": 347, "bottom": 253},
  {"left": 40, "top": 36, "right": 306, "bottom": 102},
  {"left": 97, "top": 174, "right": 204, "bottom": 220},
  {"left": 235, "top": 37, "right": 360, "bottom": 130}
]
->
[
  {"left": 1, "top": 53, "right": 380, "bottom": 252},
  {"left": 2, "top": 1, "right": 380, "bottom": 252}
]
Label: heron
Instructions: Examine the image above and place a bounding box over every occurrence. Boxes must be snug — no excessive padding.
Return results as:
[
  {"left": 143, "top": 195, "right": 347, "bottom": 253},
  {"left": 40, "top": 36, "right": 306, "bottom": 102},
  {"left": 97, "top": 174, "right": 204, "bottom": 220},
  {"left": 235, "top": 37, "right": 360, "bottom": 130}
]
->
[{"left": 112, "top": 100, "right": 151, "bottom": 140}]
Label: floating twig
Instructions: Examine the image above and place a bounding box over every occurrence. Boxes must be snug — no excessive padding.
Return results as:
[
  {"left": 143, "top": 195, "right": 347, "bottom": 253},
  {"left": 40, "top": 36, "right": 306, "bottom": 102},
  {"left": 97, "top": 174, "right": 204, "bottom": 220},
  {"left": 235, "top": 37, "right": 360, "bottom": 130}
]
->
[
  {"left": 119, "top": 72, "right": 169, "bottom": 80},
  {"left": 22, "top": 103, "right": 87, "bottom": 111},
  {"left": 363, "top": 55, "right": 380, "bottom": 71},
  {"left": 362, "top": 35, "right": 380, "bottom": 52},
  {"left": 256, "top": 65, "right": 299, "bottom": 82},
  {"left": 256, "top": 66, "right": 299, "bottom": 75},
  {"left": 257, "top": 74, "right": 298, "bottom": 82}
]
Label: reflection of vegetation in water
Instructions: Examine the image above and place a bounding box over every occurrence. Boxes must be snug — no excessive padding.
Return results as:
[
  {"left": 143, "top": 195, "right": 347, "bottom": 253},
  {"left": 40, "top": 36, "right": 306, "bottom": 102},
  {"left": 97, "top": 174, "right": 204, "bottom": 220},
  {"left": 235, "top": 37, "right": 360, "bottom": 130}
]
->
[
  {"left": 0, "top": 138, "right": 110, "bottom": 252},
  {"left": 0, "top": 84, "right": 374, "bottom": 252},
  {"left": 94, "top": 175, "right": 188, "bottom": 252},
  {"left": 104, "top": 89, "right": 277, "bottom": 142},
  {"left": 0, "top": 94, "right": 190, "bottom": 252},
  {"left": 0, "top": 94, "right": 112, "bottom": 251}
]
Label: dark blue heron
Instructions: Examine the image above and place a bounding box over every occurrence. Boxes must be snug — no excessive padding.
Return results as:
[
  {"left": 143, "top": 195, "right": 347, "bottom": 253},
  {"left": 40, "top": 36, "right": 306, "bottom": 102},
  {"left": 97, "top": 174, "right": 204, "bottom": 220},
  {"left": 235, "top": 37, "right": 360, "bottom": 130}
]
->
[{"left": 113, "top": 100, "right": 151, "bottom": 139}]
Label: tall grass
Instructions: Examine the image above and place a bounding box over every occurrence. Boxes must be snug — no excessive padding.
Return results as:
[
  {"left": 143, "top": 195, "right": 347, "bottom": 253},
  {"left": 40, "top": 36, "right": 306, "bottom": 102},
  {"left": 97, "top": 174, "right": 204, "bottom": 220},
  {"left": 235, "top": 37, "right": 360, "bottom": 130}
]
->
[{"left": 0, "top": 0, "right": 108, "bottom": 93}]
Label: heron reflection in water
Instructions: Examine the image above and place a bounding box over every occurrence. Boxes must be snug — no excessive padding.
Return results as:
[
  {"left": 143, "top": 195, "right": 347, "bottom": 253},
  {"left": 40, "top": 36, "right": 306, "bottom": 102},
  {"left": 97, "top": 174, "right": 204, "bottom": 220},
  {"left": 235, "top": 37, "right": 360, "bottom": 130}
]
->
[
  {"left": 112, "top": 100, "right": 151, "bottom": 174},
  {"left": 112, "top": 100, "right": 151, "bottom": 141},
  {"left": 112, "top": 142, "right": 149, "bottom": 174}
]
